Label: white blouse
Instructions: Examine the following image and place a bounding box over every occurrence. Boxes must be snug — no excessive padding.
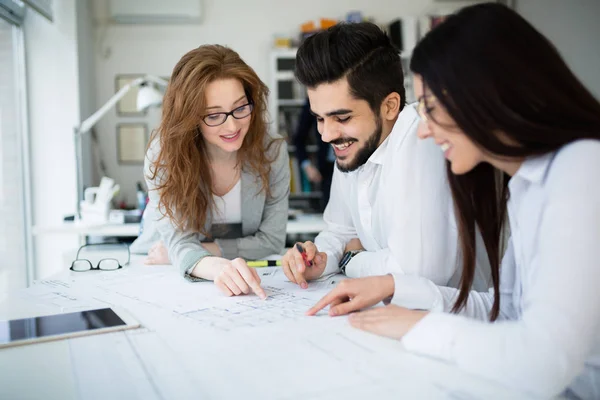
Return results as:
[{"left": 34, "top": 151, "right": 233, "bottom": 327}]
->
[
  {"left": 212, "top": 179, "right": 242, "bottom": 224},
  {"left": 393, "top": 140, "right": 600, "bottom": 398}
]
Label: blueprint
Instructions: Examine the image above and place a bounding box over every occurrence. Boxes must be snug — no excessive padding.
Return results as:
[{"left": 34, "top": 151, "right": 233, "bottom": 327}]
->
[
  {"left": 2, "top": 265, "right": 533, "bottom": 400},
  {"left": 18, "top": 266, "right": 343, "bottom": 332},
  {"left": 175, "top": 286, "right": 323, "bottom": 331}
]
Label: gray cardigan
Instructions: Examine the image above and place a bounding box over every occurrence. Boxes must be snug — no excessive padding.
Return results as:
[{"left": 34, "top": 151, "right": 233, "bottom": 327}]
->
[{"left": 130, "top": 135, "right": 290, "bottom": 279}]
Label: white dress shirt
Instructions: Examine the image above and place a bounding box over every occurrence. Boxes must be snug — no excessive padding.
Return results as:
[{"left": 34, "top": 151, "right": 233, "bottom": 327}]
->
[
  {"left": 314, "top": 104, "right": 490, "bottom": 290},
  {"left": 399, "top": 140, "right": 600, "bottom": 399}
]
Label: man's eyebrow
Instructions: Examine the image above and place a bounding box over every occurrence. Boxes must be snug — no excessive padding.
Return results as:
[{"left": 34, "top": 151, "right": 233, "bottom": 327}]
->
[
  {"left": 310, "top": 109, "right": 353, "bottom": 118},
  {"left": 205, "top": 95, "right": 247, "bottom": 111}
]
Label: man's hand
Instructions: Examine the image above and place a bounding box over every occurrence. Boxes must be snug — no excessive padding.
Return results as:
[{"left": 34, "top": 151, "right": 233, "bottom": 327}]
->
[
  {"left": 306, "top": 275, "right": 395, "bottom": 316},
  {"left": 344, "top": 238, "right": 365, "bottom": 253},
  {"left": 192, "top": 257, "right": 267, "bottom": 300},
  {"left": 281, "top": 241, "right": 327, "bottom": 289},
  {"left": 303, "top": 163, "right": 323, "bottom": 183}
]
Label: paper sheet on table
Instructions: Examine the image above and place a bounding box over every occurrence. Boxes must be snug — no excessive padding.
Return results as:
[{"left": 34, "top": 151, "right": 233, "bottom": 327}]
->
[
  {"left": 11, "top": 279, "right": 107, "bottom": 314},
  {"left": 78, "top": 266, "right": 346, "bottom": 333},
  {"left": 16, "top": 266, "right": 346, "bottom": 334},
  {"left": 6, "top": 266, "right": 530, "bottom": 400}
]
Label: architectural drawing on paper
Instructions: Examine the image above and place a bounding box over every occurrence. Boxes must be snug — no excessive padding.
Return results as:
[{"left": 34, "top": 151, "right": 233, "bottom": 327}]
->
[{"left": 176, "top": 286, "right": 320, "bottom": 331}]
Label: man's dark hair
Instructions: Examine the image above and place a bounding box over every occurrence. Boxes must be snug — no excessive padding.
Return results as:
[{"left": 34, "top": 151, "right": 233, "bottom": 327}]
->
[{"left": 295, "top": 22, "right": 406, "bottom": 113}]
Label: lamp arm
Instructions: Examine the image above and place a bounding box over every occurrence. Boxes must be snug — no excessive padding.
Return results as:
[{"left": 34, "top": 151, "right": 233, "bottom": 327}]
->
[
  {"left": 143, "top": 74, "right": 169, "bottom": 88},
  {"left": 76, "top": 74, "right": 168, "bottom": 135},
  {"left": 77, "top": 77, "right": 145, "bottom": 134}
]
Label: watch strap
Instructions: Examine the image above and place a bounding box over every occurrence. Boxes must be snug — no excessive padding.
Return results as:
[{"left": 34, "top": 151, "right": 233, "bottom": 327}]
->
[{"left": 339, "top": 249, "right": 363, "bottom": 274}]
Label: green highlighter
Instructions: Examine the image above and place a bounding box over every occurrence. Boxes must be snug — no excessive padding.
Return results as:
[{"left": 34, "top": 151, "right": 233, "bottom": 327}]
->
[{"left": 246, "top": 260, "right": 282, "bottom": 268}]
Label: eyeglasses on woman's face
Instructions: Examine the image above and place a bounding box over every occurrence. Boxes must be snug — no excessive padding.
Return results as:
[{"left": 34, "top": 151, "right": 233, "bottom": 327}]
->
[
  {"left": 202, "top": 103, "right": 254, "bottom": 127},
  {"left": 417, "top": 95, "right": 439, "bottom": 123}
]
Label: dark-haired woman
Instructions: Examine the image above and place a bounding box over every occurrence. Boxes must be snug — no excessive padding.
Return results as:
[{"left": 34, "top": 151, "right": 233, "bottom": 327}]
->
[{"left": 307, "top": 4, "right": 600, "bottom": 398}]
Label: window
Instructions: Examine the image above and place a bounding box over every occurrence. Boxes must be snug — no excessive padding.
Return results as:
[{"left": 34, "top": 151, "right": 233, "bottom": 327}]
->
[{"left": 0, "top": 16, "right": 30, "bottom": 296}]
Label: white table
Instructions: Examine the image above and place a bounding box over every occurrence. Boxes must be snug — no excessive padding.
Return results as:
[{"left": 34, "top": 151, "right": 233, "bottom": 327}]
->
[
  {"left": 32, "top": 222, "right": 141, "bottom": 237},
  {"left": 286, "top": 213, "right": 327, "bottom": 234},
  {"left": 0, "top": 253, "right": 531, "bottom": 400},
  {"left": 33, "top": 213, "right": 327, "bottom": 276},
  {"left": 32, "top": 213, "right": 327, "bottom": 238}
]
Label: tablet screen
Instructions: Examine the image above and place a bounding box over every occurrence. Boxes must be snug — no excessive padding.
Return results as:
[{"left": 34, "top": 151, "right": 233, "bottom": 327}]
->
[{"left": 0, "top": 308, "right": 127, "bottom": 345}]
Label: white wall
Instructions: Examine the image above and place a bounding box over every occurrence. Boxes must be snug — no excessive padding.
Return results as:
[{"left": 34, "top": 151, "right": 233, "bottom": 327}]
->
[
  {"left": 517, "top": 0, "right": 600, "bottom": 99},
  {"left": 91, "top": 0, "right": 484, "bottom": 204},
  {"left": 24, "top": 0, "right": 81, "bottom": 279}
]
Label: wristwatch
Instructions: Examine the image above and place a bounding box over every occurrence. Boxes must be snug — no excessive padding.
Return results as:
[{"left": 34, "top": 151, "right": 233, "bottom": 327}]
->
[{"left": 339, "top": 250, "right": 363, "bottom": 274}]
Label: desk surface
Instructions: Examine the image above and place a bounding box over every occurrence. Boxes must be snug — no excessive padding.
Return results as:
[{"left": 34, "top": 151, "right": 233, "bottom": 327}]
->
[
  {"left": 32, "top": 221, "right": 141, "bottom": 236},
  {"left": 0, "top": 255, "right": 530, "bottom": 400},
  {"left": 33, "top": 213, "right": 327, "bottom": 237}
]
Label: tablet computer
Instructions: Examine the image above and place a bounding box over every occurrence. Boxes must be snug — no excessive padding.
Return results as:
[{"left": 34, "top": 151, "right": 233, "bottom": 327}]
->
[{"left": 0, "top": 307, "right": 140, "bottom": 349}]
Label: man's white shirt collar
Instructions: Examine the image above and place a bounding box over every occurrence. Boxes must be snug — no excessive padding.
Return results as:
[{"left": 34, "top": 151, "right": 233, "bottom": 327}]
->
[{"left": 367, "top": 104, "right": 419, "bottom": 166}]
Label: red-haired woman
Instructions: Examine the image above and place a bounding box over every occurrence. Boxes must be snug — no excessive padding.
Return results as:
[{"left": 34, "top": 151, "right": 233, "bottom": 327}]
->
[{"left": 131, "top": 45, "right": 289, "bottom": 299}]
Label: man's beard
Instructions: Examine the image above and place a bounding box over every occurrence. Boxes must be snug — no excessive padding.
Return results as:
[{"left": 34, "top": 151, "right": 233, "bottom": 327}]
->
[{"left": 334, "top": 117, "right": 383, "bottom": 173}]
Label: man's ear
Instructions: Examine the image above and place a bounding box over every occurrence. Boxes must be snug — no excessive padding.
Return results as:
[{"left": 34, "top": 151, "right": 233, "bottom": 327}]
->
[{"left": 380, "top": 92, "right": 401, "bottom": 121}]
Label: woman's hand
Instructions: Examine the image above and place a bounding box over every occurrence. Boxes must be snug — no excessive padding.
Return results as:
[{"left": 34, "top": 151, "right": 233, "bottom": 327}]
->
[
  {"left": 306, "top": 275, "right": 395, "bottom": 316},
  {"left": 145, "top": 241, "right": 170, "bottom": 265},
  {"left": 348, "top": 305, "right": 428, "bottom": 340},
  {"left": 192, "top": 257, "right": 267, "bottom": 300},
  {"left": 201, "top": 242, "right": 222, "bottom": 257},
  {"left": 145, "top": 241, "right": 221, "bottom": 265}
]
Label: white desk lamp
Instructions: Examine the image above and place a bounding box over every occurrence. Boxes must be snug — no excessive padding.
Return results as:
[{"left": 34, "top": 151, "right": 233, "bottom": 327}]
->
[{"left": 73, "top": 74, "right": 169, "bottom": 218}]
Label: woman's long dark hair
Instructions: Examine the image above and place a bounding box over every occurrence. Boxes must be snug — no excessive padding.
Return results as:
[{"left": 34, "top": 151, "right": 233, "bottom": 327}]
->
[{"left": 410, "top": 3, "right": 600, "bottom": 320}]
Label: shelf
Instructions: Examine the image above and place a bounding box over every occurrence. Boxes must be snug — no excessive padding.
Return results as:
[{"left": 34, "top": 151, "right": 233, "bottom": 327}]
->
[
  {"left": 290, "top": 191, "right": 322, "bottom": 199},
  {"left": 276, "top": 71, "right": 296, "bottom": 80},
  {"left": 288, "top": 144, "right": 319, "bottom": 153},
  {"left": 286, "top": 213, "right": 326, "bottom": 234},
  {"left": 271, "top": 47, "right": 298, "bottom": 57},
  {"left": 278, "top": 99, "right": 306, "bottom": 106}
]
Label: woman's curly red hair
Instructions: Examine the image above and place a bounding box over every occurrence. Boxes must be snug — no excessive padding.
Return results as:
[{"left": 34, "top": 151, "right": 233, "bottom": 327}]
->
[{"left": 149, "top": 45, "right": 279, "bottom": 236}]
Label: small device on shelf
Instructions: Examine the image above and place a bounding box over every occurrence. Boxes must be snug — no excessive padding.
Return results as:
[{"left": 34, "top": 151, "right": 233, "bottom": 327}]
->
[{"left": 80, "top": 176, "right": 120, "bottom": 224}]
